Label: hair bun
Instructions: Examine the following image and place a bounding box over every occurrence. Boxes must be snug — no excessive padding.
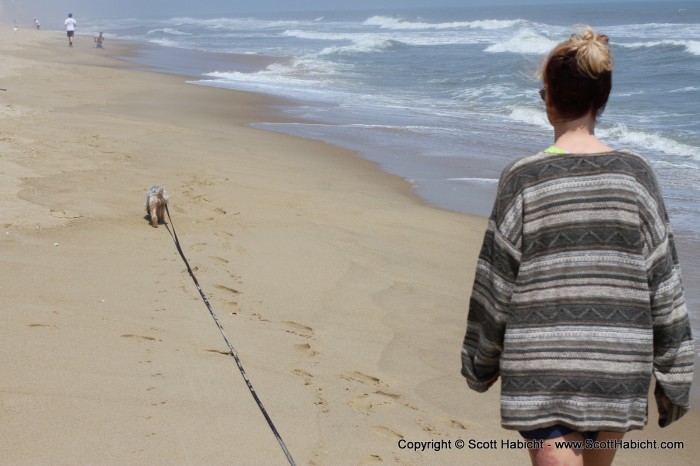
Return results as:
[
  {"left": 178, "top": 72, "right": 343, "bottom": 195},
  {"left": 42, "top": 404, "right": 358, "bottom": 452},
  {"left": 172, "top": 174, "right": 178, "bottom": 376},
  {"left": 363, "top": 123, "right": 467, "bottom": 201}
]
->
[{"left": 571, "top": 25, "right": 613, "bottom": 78}]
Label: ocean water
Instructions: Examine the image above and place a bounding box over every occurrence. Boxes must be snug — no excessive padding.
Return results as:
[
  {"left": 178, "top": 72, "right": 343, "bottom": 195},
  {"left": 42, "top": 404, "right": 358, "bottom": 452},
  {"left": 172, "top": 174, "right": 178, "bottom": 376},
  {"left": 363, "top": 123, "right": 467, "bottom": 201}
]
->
[{"left": 86, "top": 2, "right": 700, "bottom": 344}]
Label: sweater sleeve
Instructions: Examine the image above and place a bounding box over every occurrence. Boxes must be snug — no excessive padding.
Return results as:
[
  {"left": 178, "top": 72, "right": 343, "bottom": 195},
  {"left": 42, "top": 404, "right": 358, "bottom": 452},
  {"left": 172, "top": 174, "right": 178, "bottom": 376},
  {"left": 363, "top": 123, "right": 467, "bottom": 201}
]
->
[
  {"left": 461, "top": 172, "right": 522, "bottom": 393},
  {"left": 642, "top": 179, "right": 694, "bottom": 427}
]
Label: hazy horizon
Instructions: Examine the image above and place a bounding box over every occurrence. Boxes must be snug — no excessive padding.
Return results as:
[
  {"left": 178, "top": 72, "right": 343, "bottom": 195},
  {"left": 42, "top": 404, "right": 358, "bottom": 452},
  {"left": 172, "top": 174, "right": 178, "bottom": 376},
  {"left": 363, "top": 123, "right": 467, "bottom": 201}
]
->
[{"left": 2, "top": 0, "right": 660, "bottom": 27}]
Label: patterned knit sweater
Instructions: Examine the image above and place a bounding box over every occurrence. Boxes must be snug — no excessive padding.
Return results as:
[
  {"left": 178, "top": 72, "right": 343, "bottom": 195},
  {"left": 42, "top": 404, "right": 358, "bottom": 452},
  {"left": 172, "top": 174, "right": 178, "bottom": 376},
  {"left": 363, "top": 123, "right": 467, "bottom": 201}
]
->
[{"left": 461, "top": 149, "right": 694, "bottom": 432}]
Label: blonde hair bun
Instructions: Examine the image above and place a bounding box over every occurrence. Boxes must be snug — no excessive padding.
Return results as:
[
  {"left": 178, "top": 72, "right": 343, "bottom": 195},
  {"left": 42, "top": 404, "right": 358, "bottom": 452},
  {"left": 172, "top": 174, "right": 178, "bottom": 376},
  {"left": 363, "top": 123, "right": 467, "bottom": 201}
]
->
[{"left": 570, "top": 25, "right": 613, "bottom": 78}]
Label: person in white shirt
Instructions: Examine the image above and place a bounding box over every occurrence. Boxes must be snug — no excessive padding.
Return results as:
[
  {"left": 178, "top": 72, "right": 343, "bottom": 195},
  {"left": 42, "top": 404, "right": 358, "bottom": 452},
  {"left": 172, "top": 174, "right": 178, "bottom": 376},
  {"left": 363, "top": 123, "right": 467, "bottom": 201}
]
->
[{"left": 65, "top": 13, "right": 76, "bottom": 47}]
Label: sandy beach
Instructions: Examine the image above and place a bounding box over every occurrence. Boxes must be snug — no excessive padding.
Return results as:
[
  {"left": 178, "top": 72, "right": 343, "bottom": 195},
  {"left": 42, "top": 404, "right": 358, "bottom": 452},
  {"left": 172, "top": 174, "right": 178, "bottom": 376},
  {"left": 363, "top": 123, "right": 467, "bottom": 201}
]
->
[{"left": 1, "top": 27, "right": 697, "bottom": 465}]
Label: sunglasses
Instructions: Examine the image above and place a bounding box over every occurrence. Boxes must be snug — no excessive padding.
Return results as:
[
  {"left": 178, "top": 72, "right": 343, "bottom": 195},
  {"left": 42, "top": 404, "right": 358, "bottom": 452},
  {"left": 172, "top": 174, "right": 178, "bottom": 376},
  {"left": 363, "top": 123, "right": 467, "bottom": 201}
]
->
[{"left": 539, "top": 87, "right": 546, "bottom": 101}]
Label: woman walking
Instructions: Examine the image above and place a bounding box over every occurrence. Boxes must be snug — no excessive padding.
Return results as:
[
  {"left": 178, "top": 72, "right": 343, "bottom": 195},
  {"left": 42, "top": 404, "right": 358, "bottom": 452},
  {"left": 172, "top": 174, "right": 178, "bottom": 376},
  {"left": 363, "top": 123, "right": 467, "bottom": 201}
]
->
[{"left": 461, "top": 25, "right": 694, "bottom": 466}]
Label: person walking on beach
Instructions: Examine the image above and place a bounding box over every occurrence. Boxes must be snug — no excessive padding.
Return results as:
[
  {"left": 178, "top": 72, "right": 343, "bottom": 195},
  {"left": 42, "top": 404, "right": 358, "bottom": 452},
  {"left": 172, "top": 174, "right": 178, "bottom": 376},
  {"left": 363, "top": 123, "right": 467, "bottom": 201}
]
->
[
  {"left": 65, "top": 13, "right": 76, "bottom": 47},
  {"left": 34, "top": 17, "right": 40, "bottom": 30},
  {"left": 461, "top": 25, "right": 694, "bottom": 466},
  {"left": 94, "top": 32, "right": 104, "bottom": 48}
]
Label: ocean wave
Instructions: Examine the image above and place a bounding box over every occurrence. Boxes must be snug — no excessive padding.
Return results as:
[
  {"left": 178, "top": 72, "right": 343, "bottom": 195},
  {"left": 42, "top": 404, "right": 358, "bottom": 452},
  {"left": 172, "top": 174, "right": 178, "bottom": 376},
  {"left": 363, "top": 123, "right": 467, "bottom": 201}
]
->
[
  {"left": 281, "top": 29, "right": 407, "bottom": 54},
  {"left": 168, "top": 16, "right": 301, "bottom": 30},
  {"left": 484, "top": 29, "right": 558, "bottom": 54},
  {"left": 363, "top": 15, "right": 522, "bottom": 30},
  {"left": 506, "top": 106, "right": 550, "bottom": 128},
  {"left": 600, "top": 123, "right": 700, "bottom": 160},
  {"left": 282, "top": 28, "right": 482, "bottom": 51},
  {"left": 503, "top": 110, "right": 700, "bottom": 161},
  {"left": 616, "top": 90, "right": 647, "bottom": 97},
  {"left": 669, "top": 86, "right": 700, "bottom": 94},
  {"left": 320, "top": 39, "right": 405, "bottom": 55},
  {"left": 147, "top": 27, "right": 192, "bottom": 36},
  {"left": 617, "top": 40, "right": 700, "bottom": 56},
  {"left": 652, "top": 160, "right": 700, "bottom": 170},
  {"left": 604, "top": 23, "right": 700, "bottom": 41},
  {"left": 456, "top": 83, "right": 523, "bottom": 103},
  {"left": 282, "top": 29, "right": 350, "bottom": 41},
  {"left": 142, "top": 38, "right": 186, "bottom": 49},
  {"left": 199, "top": 56, "right": 345, "bottom": 92}
]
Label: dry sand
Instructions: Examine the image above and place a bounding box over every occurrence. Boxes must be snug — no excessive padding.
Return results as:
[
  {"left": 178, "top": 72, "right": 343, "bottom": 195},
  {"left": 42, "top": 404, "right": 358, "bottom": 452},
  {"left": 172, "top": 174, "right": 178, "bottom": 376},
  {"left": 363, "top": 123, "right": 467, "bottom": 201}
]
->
[{"left": 0, "top": 27, "right": 697, "bottom": 465}]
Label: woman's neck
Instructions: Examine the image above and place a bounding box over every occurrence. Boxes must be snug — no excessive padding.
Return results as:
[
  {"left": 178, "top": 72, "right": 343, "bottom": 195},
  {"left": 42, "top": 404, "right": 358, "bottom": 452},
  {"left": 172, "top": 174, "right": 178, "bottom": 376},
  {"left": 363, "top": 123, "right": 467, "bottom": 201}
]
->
[{"left": 551, "top": 113, "right": 614, "bottom": 154}]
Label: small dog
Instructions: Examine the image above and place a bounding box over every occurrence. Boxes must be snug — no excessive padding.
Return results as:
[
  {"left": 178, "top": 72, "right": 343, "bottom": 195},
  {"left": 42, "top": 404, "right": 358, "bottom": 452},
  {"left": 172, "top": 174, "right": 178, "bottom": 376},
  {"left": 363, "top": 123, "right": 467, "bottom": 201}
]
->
[{"left": 145, "top": 185, "right": 168, "bottom": 228}]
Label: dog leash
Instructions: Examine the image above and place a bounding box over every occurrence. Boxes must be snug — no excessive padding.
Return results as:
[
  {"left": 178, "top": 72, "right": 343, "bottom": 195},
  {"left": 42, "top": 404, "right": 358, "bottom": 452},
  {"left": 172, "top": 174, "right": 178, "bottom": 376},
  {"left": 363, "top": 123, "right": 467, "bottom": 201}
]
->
[{"left": 164, "top": 204, "right": 296, "bottom": 466}]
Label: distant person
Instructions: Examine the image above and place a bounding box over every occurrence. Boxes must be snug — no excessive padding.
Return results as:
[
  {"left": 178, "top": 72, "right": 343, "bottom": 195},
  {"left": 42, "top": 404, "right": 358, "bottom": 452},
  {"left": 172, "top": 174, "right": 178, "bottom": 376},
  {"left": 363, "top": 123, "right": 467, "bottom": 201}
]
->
[
  {"left": 94, "top": 32, "right": 104, "bottom": 48},
  {"left": 461, "top": 25, "right": 694, "bottom": 466},
  {"left": 65, "top": 13, "right": 76, "bottom": 47},
  {"left": 34, "top": 18, "right": 40, "bottom": 30}
]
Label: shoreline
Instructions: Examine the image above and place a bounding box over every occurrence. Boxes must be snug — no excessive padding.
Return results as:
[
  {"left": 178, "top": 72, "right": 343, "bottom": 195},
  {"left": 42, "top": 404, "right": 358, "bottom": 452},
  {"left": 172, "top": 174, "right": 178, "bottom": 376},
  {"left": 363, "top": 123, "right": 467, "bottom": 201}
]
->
[
  {"left": 1, "top": 27, "right": 698, "bottom": 465},
  {"left": 111, "top": 28, "right": 700, "bottom": 407},
  {"left": 101, "top": 27, "right": 700, "bottom": 346}
]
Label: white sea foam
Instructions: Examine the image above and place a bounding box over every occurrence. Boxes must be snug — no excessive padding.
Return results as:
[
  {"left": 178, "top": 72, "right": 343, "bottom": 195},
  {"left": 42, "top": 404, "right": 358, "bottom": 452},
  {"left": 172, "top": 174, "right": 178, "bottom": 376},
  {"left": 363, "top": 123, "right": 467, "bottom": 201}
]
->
[
  {"left": 669, "top": 86, "right": 699, "bottom": 93},
  {"left": 617, "top": 40, "right": 700, "bottom": 56},
  {"left": 363, "top": 15, "right": 522, "bottom": 30},
  {"left": 319, "top": 39, "right": 401, "bottom": 55},
  {"left": 484, "top": 29, "right": 558, "bottom": 54},
  {"left": 506, "top": 106, "right": 550, "bottom": 128},
  {"left": 456, "top": 83, "right": 522, "bottom": 103},
  {"left": 281, "top": 29, "right": 407, "bottom": 55},
  {"left": 600, "top": 123, "right": 700, "bottom": 160},
  {"left": 652, "top": 160, "right": 699, "bottom": 171},
  {"left": 144, "top": 38, "right": 185, "bottom": 49},
  {"left": 147, "top": 27, "right": 192, "bottom": 35},
  {"left": 282, "top": 28, "right": 482, "bottom": 50},
  {"left": 605, "top": 23, "right": 700, "bottom": 41},
  {"left": 168, "top": 16, "right": 301, "bottom": 30},
  {"left": 282, "top": 29, "right": 351, "bottom": 41},
  {"left": 195, "top": 55, "right": 353, "bottom": 101}
]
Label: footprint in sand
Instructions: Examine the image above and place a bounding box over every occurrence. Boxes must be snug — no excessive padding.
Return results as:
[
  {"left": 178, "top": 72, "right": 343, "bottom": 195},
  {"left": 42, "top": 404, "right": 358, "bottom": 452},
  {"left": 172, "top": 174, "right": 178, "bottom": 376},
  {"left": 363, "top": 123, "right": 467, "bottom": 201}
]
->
[
  {"left": 121, "top": 334, "right": 159, "bottom": 342},
  {"left": 282, "top": 321, "right": 314, "bottom": 339},
  {"left": 291, "top": 368, "right": 314, "bottom": 386},
  {"left": 360, "top": 455, "right": 383, "bottom": 465},
  {"left": 27, "top": 323, "right": 58, "bottom": 329},
  {"left": 191, "top": 176, "right": 214, "bottom": 186},
  {"left": 224, "top": 300, "right": 240, "bottom": 315},
  {"left": 348, "top": 391, "right": 399, "bottom": 415},
  {"left": 294, "top": 343, "right": 318, "bottom": 358},
  {"left": 191, "top": 242, "right": 207, "bottom": 252},
  {"left": 208, "top": 256, "right": 229, "bottom": 265},
  {"left": 342, "top": 372, "right": 418, "bottom": 414},
  {"left": 341, "top": 370, "right": 383, "bottom": 387},
  {"left": 215, "top": 284, "right": 240, "bottom": 296},
  {"left": 314, "top": 394, "right": 329, "bottom": 414},
  {"left": 205, "top": 348, "right": 232, "bottom": 356},
  {"left": 416, "top": 419, "right": 437, "bottom": 433},
  {"left": 447, "top": 419, "right": 470, "bottom": 430},
  {"left": 185, "top": 193, "right": 210, "bottom": 204},
  {"left": 372, "top": 425, "right": 403, "bottom": 441},
  {"left": 291, "top": 368, "right": 329, "bottom": 413},
  {"left": 227, "top": 272, "right": 242, "bottom": 283}
]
